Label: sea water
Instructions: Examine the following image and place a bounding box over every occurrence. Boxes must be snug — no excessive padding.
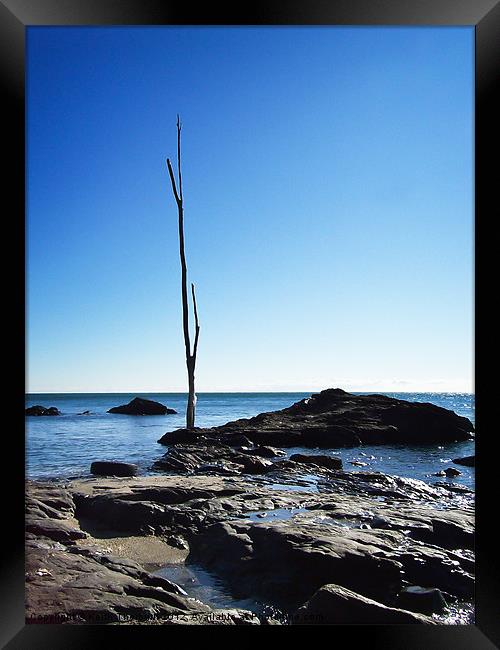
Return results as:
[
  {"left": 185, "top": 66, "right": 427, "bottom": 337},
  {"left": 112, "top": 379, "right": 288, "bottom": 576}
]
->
[{"left": 25, "top": 392, "right": 475, "bottom": 487}]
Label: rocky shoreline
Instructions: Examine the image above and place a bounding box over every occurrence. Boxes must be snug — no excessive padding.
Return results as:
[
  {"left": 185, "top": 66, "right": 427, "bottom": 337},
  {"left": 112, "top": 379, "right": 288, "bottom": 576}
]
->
[
  {"left": 26, "top": 389, "right": 475, "bottom": 625},
  {"left": 26, "top": 469, "right": 474, "bottom": 625}
]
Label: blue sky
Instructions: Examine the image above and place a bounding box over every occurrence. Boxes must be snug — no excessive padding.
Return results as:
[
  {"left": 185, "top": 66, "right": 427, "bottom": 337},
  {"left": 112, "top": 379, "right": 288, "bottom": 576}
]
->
[{"left": 27, "top": 26, "right": 474, "bottom": 393}]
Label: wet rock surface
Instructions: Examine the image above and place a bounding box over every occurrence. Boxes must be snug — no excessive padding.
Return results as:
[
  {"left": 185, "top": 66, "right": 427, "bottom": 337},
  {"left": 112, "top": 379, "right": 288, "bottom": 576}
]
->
[
  {"left": 188, "top": 504, "right": 474, "bottom": 611},
  {"left": 158, "top": 388, "right": 474, "bottom": 448},
  {"left": 26, "top": 541, "right": 210, "bottom": 624},
  {"left": 27, "top": 458, "right": 474, "bottom": 625},
  {"left": 152, "top": 443, "right": 278, "bottom": 476},
  {"left": 26, "top": 480, "right": 259, "bottom": 625}
]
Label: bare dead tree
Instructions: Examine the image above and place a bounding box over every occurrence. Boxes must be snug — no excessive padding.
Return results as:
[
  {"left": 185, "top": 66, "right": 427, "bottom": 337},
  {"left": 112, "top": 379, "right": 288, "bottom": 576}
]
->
[{"left": 166, "top": 116, "right": 200, "bottom": 429}]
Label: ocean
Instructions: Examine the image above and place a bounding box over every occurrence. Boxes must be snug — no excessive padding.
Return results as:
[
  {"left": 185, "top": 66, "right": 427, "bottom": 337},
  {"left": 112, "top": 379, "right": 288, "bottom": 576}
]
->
[{"left": 25, "top": 392, "right": 475, "bottom": 489}]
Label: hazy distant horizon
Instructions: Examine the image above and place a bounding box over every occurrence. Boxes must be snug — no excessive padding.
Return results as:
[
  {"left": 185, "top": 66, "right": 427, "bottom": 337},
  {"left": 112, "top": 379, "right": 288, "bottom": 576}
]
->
[{"left": 26, "top": 384, "right": 474, "bottom": 396}]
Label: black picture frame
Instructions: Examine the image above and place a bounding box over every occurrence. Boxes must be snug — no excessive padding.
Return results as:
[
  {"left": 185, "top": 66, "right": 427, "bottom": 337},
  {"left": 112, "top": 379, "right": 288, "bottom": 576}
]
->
[{"left": 2, "top": 0, "right": 497, "bottom": 647}]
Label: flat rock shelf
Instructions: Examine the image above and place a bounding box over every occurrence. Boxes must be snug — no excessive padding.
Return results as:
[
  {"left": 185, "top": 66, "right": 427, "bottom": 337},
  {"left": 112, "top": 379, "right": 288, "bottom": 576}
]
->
[{"left": 26, "top": 468, "right": 474, "bottom": 625}]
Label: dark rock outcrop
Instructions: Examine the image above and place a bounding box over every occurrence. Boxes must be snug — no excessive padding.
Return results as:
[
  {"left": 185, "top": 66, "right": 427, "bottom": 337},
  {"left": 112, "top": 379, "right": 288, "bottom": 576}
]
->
[
  {"left": 189, "top": 512, "right": 474, "bottom": 611},
  {"left": 453, "top": 455, "right": 475, "bottom": 467},
  {"left": 294, "top": 584, "right": 435, "bottom": 624},
  {"left": 244, "top": 446, "right": 286, "bottom": 458},
  {"left": 152, "top": 444, "right": 275, "bottom": 476},
  {"left": 158, "top": 388, "right": 474, "bottom": 449},
  {"left": 289, "top": 454, "right": 342, "bottom": 471},
  {"left": 108, "top": 397, "right": 177, "bottom": 416},
  {"left": 397, "top": 586, "right": 447, "bottom": 614},
  {"left": 26, "top": 518, "right": 88, "bottom": 543},
  {"left": 26, "top": 405, "right": 60, "bottom": 416},
  {"left": 90, "top": 461, "right": 139, "bottom": 477},
  {"left": 26, "top": 483, "right": 76, "bottom": 516},
  {"left": 74, "top": 492, "right": 171, "bottom": 534},
  {"left": 26, "top": 539, "right": 212, "bottom": 624}
]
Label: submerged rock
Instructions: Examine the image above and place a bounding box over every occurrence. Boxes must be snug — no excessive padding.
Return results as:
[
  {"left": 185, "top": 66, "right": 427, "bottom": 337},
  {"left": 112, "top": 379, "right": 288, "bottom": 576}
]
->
[
  {"left": 158, "top": 388, "right": 473, "bottom": 449},
  {"left": 26, "top": 405, "right": 60, "bottom": 416},
  {"left": 108, "top": 397, "right": 177, "bottom": 416}
]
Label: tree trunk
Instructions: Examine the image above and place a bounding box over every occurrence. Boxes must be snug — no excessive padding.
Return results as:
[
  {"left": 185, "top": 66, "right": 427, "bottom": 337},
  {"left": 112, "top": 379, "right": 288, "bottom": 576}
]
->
[
  {"left": 187, "top": 360, "right": 196, "bottom": 429},
  {"left": 166, "top": 116, "right": 200, "bottom": 429}
]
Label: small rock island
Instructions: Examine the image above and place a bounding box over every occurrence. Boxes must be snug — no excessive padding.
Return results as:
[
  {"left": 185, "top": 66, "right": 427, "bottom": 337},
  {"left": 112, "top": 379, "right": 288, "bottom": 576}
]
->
[
  {"left": 158, "top": 388, "right": 474, "bottom": 448},
  {"left": 25, "top": 405, "right": 61, "bottom": 416},
  {"left": 108, "top": 397, "right": 177, "bottom": 416}
]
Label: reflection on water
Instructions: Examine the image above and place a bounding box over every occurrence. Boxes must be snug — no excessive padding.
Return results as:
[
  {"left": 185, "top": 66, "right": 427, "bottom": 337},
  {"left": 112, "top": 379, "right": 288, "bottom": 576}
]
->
[
  {"left": 282, "top": 441, "right": 475, "bottom": 490},
  {"left": 153, "top": 562, "right": 282, "bottom": 619}
]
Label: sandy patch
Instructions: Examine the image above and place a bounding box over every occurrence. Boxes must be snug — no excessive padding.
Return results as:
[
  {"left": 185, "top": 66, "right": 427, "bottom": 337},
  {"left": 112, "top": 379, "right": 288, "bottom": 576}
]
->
[{"left": 76, "top": 533, "right": 188, "bottom": 569}]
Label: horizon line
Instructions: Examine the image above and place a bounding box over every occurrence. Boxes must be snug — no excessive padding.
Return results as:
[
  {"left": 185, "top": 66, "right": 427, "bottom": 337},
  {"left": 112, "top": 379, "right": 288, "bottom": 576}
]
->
[{"left": 25, "top": 389, "right": 475, "bottom": 395}]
